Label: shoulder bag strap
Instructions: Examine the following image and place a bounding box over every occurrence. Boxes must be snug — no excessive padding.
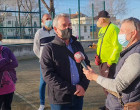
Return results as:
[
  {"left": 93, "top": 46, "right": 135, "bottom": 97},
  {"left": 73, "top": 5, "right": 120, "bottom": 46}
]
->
[
  {"left": 64, "top": 46, "right": 75, "bottom": 61},
  {"left": 51, "top": 42, "right": 75, "bottom": 61},
  {"left": 99, "top": 22, "right": 111, "bottom": 58}
]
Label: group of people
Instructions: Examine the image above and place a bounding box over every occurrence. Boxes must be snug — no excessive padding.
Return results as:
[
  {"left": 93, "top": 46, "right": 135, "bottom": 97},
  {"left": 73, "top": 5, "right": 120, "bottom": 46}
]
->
[
  {"left": 83, "top": 11, "right": 140, "bottom": 110},
  {"left": 0, "top": 10, "right": 139, "bottom": 110},
  {"left": 33, "top": 10, "right": 140, "bottom": 110}
]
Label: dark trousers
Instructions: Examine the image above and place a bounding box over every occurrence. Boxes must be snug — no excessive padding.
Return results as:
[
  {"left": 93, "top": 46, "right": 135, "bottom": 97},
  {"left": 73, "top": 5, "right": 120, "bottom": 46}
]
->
[
  {"left": 0, "top": 92, "right": 14, "bottom": 110},
  {"left": 50, "top": 95, "right": 83, "bottom": 110},
  {"left": 99, "top": 63, "right": 116, "bottom": 95}
]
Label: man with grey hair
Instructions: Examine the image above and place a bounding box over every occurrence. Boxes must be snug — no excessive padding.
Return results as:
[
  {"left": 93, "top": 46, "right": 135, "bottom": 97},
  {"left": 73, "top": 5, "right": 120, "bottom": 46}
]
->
[
  {"left": 40, "top": 13, "right": 90, "bottom": 110},
  {"left": 33, "top": 13, "right": 55, "bottom": 110},
  {"left": 83, "top": 17, "right": 140, "bottom": 110}
]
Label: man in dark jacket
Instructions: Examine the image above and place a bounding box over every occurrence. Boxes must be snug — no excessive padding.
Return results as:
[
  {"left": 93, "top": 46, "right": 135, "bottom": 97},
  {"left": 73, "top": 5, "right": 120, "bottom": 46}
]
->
[{"left": 40, "top": 13, "right": 90, "bottom": 110}]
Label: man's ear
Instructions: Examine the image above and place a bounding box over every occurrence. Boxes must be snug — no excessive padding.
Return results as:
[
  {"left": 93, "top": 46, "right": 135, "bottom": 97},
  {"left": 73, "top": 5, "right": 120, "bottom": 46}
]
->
[
  {"left": 102, "top": 18, "right": 106, "bottom": 23},
  {"left": 54, "top": 27, "right": 58, "bottom": 34},
  {"left": 132, "top": 30, "right": 137, "bottom": 38}
]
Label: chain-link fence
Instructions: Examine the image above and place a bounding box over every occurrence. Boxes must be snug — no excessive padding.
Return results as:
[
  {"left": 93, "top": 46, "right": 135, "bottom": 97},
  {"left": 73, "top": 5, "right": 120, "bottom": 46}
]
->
[
  {"left": 0, "top": 0, "right": 120, "bottom": 40},
  {"left": 51, "top": 0, "right": 106, "bottom": 40},
  {"left": 0, "top": 0, "right": 41, "bottom": 39}
]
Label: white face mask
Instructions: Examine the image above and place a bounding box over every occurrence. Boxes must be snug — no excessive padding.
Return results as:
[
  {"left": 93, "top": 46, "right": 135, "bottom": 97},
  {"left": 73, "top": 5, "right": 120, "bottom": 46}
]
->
[
  {"left": 118, "top": 31, "right": 133, "bottom": 47},
  {"left": 118, "top": 34, "right": 129, "bottom": 47}
]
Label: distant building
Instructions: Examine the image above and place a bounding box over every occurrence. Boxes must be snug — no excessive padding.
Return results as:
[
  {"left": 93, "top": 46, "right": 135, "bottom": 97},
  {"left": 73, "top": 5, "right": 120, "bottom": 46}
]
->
[
  {"left": 70, "top": 12, "right": 98, "bottom": 40},
  {"left": 0, "top": 15, "right": 40, "bottom": 39},
  {"left": 70, "top": 12, "right": 121, "bottom": 40},
  {"left": 0, "top": 0, "right": 39, "bottom": 39},
  {"left": 71, "top": 16, "right": 97, "bottom": 40},
  {"left": 70, "top": 12, "right": 88, "bottom": 19}
]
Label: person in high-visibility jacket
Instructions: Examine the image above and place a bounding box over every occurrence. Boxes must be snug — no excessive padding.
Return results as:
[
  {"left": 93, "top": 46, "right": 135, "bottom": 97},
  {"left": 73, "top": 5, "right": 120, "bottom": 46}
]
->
[
  {"left": 95, "top": 10, "right": 122, "bottom": 78},
  {"left": 93, "top": 10, "right": 122, "bottom": 110}
]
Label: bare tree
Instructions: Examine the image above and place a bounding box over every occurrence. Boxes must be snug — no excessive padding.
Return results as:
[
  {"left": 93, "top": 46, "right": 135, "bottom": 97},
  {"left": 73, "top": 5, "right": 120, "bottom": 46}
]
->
[
  {"left": 0, "top": 0, "right": 38, "bottom": 38},
  {"left": 16, "top": 0, "right": 38, "bottom": 38},
  {"left": 105, "top": 0, "right": 127, "bottom": 17},
  {"left": 41, "top": 0, "right": 55, "bottom": 17},
  {"left": 89, "top": 0, "right": 127, "bottom": 18},
  {"left": 16, "top": 0, "right": 22, "bottom": 37},
  {"left": 0, "top": 0, "right": 13, "bottom": 34},
  {"left": 0, "top": 0, "right": 9, "bottom": 23}
]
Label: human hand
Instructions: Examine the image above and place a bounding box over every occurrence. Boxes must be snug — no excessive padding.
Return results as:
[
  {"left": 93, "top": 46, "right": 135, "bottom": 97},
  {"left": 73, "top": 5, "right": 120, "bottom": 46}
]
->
[
  {"left": 88, "top": 43, "right": 97, "bottom": 49},
  {"left": 92, "top": 43, "right": 97, "bottom": 49},
  {"left": 83, "top": 66, "right": 98, "bottom": 81},
  {"left": 107, "top": 63, "right": 111, "bottom": 67},
  {"left": 74, "top": 84, "right": 85, "bottom": 96}
]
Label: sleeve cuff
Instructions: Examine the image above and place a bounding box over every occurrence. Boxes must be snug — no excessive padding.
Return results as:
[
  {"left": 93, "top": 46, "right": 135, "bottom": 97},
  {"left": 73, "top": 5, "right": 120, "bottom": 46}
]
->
[{"left": 96, "top": 75, "right": 104, "bottom": 85}]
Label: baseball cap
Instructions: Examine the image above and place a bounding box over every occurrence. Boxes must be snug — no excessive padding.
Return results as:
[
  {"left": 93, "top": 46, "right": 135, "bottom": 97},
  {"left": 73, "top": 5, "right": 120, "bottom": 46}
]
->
[{"left": 95, "top": 10, "right": 110, "bottom": 19}]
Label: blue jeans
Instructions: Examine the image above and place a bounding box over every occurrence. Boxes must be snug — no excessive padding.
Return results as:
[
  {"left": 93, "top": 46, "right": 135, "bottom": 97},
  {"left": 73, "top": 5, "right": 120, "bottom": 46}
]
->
[
  {"left": 50, "top": 95, "right": 83, "bottom": 110},
  {"left": 39, "top": 65, "right": 46, "bottom": 105}
]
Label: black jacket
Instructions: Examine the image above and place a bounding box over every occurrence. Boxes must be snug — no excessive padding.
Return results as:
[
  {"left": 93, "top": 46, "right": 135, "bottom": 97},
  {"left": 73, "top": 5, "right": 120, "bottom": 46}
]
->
[{"left": 40, "top": 35, "right": 90, "bottom": 104}]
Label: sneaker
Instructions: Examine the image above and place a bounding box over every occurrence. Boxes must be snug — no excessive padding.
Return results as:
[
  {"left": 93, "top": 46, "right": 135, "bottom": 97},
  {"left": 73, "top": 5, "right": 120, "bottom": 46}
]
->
[
  {"left": 99, "top": 106, "right": 106, "bottom": 110},
  {"left": 38, "top": 105, "right": 45, "bottom": 110}
]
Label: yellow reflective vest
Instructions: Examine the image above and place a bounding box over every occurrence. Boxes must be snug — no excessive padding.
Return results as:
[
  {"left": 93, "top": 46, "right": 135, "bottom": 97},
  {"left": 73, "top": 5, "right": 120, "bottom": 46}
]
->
[{"left": 97, "top": 23, "right": 122, "bottom": 65}]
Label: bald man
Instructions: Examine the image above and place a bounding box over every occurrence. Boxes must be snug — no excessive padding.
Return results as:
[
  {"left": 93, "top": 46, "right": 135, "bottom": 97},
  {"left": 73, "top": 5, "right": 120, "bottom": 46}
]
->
[{"left": 33, "top": 14, "right": 55, "bottom": 110}]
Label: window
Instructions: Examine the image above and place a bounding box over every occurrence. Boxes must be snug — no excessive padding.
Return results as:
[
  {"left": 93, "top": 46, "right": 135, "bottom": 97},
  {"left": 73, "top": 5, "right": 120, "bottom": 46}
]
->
[
  {"left": 90, "top": 24, "right": 97, "bottom": 32},
  {"left": 90, "top": 26, "right": 92, "bottom": 32},
  {"left": 28, "top": 21, "right": 30, "bottom": 25},
  {"left": 15, "top": 21, "right": 18, "bottom": 26},
  {"left": 34, "top": 21, "right": 37, "bottom": 27},
  {"left": 80, "top": 36, "right": 84, "bottom": 40},
  {"left": 34, "top": 28, "right": 37, "bottom": 33},
  {"left": 8, "top": 21, "right": 11, "bottom": 24},
  {"left": 84, "top": 26, "right": 87, "bottom": 32},
  {"left": 8, "top": 29, "right": 11, "bottom": 32}
]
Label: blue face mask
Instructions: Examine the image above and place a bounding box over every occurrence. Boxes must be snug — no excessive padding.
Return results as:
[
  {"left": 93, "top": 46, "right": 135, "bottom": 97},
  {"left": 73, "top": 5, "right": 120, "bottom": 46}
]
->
[
  {"left": 118, "top": 34, "right": 129, "bottom": 47},
  {"left": 45, "top": 20, "right": 52, "bottom": 28}
]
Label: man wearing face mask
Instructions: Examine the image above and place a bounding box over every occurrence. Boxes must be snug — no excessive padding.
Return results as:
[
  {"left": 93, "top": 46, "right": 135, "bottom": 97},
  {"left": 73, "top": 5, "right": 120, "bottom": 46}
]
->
[
  {"left": 93, "top": 10, "right": 122, "bottom": 110},
  {"left": 40, "top": 13, "right": 90, "bottom": 110},
  {"left": 95, "top": 10, "right": 122, "bottom": 79},
  {"left": 83, "top": 17, "right": 140, "bottom": 110},
  {"left": 33, "top": 13, "right": 55, "bottom": 110}
]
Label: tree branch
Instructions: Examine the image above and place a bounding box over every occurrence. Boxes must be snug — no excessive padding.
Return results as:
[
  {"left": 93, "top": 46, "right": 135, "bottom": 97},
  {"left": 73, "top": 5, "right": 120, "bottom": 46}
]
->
[{"left": 41, "top": 0, "right": 50, "bottom": 12}]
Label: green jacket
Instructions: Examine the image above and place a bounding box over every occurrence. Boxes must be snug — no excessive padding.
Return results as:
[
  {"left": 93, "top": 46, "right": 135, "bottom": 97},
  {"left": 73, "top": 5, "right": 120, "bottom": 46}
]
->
[{"left": 97, "top": 23, "right": 122, "bottom": 65}]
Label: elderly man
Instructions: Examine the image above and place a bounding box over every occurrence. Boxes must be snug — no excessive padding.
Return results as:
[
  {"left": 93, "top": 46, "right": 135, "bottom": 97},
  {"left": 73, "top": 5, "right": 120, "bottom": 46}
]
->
[
  {"left": 40, "top": 13, "right": 90, "bottom": 110},
  {"left": 33, "top": 13, "right": 55, "bottom": 110},
  {"left": 94, "top": 10, "right": 122, "bottom": 110},
  {"left": 83, "top": 17, "right": 140, "bottom": 110},
  {"left": 95, "top": 10, "right": 122, "bottom": 78}
]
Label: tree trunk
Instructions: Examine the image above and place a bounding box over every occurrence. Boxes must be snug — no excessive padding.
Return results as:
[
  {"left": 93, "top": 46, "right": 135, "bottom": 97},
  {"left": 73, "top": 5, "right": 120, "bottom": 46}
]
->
[{"left": 41, "top": 0, "right": 55, "bottom": 17}]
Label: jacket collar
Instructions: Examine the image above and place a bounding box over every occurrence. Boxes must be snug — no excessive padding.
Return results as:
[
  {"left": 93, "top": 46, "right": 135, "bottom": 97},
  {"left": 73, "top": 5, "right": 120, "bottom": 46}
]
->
[
  {"left": 120, "top": 40, "right": 140, "bottom": 57},
  {"left": 43, "top": 27, "right": 53, "bottom": 31},
  {"left": 52, "top": 35, "right": 77, "bottom": 46},
  {"left": 43, "top": 27, "right": 48, "bottom": 31}
]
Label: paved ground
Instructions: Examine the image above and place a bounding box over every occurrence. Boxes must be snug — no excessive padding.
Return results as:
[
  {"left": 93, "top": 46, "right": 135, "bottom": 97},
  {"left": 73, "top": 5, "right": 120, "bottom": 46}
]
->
[{"left": 12, "top": 49, "right": 106, "bottom": 110}]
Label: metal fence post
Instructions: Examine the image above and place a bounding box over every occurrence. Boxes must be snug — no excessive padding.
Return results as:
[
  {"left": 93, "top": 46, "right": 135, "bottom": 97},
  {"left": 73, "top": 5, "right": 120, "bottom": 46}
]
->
[
  {"left": 69, "top": 8, "right": 71, "bottom": 19},
  {"left": 92, "top": 3, "right": 94, "bottom": 40},
  {"left": 103, "top": 1, "right": 105, "bottom": 11},
  {"left": 38, "top": 0, "right": 41, "bottom": 28},
  {"left": 78, "top": 0, "right": 81, "bottom": 41}
]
